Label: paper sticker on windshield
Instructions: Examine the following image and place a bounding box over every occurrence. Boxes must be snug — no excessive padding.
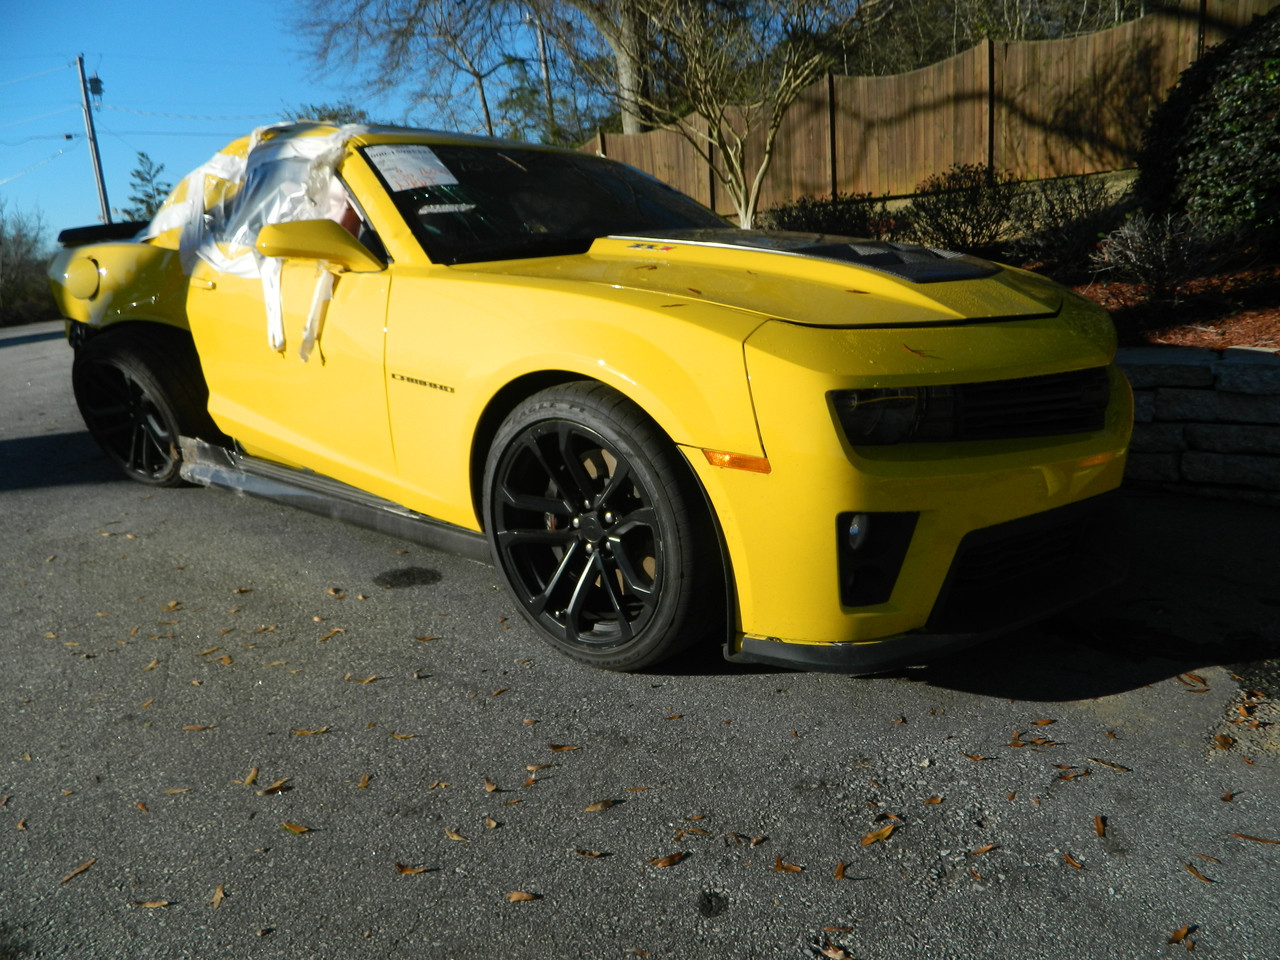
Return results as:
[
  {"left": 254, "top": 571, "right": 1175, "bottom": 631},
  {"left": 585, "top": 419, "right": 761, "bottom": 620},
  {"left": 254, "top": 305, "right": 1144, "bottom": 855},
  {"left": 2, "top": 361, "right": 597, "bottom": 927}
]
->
[{"left": 366, "top": 145, "right": 458, "bottom": 192}]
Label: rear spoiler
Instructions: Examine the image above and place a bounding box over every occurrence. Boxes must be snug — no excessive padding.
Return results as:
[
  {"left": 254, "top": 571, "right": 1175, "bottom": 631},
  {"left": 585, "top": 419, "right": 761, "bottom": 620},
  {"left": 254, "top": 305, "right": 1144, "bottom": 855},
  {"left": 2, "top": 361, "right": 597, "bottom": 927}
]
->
[{"left": 57, "top": 222, "right": 148, "bottom": 247}]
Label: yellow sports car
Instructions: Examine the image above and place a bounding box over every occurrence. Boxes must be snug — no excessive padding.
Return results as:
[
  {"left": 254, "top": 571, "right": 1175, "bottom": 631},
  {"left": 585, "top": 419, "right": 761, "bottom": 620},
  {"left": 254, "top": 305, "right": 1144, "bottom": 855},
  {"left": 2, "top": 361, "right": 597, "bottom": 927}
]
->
[{"left": 49, "top": 122, "right": 1131, "bottom": 672}]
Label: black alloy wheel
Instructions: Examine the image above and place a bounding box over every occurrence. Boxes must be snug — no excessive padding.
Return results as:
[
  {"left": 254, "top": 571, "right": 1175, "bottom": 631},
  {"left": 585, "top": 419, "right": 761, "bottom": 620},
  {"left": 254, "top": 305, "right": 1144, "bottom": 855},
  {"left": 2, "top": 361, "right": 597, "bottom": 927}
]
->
[
  {"left": 484, "top": 382, "right": 721, "bottom": 670},
  {"left": 71, "top": 329, "right": 218, "bottom": 487}
]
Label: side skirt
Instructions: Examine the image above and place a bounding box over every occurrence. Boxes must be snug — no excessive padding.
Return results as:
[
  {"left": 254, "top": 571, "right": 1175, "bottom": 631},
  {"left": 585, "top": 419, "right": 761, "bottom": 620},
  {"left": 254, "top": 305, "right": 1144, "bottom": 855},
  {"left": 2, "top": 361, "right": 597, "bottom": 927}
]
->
[{"left": 178, "top": 437, "right": 491, "bottom": 563}]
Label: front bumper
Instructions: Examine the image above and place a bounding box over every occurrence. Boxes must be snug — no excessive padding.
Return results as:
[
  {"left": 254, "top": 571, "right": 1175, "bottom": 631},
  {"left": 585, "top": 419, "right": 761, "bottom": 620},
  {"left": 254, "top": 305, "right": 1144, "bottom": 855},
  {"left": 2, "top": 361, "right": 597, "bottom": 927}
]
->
[{"left": 724, "top": 490, "right": 1128, "bottom": 673}]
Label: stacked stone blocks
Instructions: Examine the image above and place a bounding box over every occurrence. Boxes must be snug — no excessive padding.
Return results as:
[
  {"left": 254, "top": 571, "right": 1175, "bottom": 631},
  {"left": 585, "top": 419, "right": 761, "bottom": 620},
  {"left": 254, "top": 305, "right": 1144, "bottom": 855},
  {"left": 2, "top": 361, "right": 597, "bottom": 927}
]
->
[{"left": 1118, "top": 346, "right": 1280, "bottom": 505}]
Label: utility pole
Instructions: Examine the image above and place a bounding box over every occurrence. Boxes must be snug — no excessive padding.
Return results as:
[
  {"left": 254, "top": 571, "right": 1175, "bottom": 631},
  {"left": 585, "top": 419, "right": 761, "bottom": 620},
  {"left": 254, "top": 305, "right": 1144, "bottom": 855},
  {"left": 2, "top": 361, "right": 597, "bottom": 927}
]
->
[{"left": 76, "top": 54, "right": 111, "bottom": 224}]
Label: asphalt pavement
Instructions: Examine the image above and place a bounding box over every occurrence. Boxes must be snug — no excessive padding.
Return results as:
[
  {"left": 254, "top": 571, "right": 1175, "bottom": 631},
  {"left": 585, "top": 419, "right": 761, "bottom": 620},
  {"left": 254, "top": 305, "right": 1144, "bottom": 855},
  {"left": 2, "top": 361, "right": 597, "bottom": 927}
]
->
[{"left": 2, "top": 319, "right": 1279, "bottom": 959}]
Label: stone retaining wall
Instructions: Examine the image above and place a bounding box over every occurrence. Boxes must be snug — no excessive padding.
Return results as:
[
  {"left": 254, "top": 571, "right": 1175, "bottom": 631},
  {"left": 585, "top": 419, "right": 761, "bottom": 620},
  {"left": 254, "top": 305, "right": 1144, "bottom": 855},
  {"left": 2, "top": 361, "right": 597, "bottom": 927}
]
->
[{"left": 1117, "top": 346, "right": 1280, "bottom": 506}]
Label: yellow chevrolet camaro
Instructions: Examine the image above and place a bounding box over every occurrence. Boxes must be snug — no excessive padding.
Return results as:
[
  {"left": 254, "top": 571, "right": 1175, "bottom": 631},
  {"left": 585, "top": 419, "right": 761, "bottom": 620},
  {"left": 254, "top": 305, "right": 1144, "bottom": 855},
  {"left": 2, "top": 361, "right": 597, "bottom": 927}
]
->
[{"left": 49, "top": 122, "right": 1132, "bottom": 672}]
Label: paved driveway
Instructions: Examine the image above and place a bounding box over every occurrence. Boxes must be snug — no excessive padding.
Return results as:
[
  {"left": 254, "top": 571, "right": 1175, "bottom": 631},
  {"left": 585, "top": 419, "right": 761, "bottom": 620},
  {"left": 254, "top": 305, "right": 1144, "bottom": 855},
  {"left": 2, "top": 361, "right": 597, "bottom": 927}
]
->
[{"left": 2, "top": 320, "right": 1278, "bottom": 959}]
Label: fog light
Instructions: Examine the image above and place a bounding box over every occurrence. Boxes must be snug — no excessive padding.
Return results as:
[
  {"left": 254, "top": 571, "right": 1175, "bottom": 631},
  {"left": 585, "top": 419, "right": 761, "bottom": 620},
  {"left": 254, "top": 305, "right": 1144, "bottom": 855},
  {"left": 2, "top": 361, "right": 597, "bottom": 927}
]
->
[{"left": 847, "top": 513, "right": 869, "bottom": 550}]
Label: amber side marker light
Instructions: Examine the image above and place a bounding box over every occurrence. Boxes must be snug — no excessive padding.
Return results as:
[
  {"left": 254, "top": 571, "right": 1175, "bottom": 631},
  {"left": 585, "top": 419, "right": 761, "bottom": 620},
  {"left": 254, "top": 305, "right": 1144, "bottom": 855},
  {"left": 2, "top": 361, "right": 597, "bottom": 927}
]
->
[{"left": 702, "top": 450, "right": 772, "bottom": 474}]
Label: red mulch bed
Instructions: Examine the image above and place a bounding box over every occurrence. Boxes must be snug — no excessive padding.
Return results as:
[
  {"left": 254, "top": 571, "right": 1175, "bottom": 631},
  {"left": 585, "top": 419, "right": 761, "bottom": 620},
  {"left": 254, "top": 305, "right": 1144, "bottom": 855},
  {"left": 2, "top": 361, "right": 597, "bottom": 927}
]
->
[{"left": 1069, "top": 261, "right": 1280, "bottom": 352}]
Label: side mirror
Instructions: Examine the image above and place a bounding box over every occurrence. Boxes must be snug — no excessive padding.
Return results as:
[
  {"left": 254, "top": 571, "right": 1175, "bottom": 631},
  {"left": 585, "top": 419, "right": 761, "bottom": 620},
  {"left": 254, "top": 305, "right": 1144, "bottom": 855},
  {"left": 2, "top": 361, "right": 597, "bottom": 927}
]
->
[{"left": 255, "top": 219, "right": 383, "bottom": 273}]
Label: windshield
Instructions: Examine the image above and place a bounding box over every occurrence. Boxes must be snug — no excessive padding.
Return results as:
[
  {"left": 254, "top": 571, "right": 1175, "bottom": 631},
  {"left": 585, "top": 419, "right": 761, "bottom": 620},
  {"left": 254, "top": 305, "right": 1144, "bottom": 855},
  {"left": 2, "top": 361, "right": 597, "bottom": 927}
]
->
[{"left": 362, "top": 143, "right": 727, "bottom": 264}]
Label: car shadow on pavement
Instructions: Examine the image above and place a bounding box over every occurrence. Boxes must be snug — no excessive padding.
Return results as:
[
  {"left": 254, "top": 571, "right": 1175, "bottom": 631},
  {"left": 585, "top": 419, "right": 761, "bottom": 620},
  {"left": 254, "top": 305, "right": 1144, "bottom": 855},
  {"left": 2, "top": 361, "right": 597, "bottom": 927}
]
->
[{"left": 0, "top": 431, "right": 122, "bottom": 491}]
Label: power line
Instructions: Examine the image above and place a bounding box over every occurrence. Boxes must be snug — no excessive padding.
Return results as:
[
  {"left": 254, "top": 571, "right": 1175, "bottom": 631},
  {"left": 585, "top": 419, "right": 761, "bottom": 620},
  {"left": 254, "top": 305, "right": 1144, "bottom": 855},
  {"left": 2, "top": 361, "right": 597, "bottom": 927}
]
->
[
  {"left": 100, "top": 104, "right": 280, "bottom": 122},
  {"left": 0, "top": 62, "right": 72, "bottom": 88},
  {"left": 0, "top": 139, "right": 83, "bottom": 186},
  {"left": 0, "top": 106, "right": 80, "bottom": 132}
]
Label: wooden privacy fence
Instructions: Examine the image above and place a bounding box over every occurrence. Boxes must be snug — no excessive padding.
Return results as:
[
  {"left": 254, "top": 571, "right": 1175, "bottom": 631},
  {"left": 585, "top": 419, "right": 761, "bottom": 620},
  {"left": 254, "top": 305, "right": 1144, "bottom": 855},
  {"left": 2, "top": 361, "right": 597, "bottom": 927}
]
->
[{"left": 584, "top": 0, "right": 1279, "bottom": 215}]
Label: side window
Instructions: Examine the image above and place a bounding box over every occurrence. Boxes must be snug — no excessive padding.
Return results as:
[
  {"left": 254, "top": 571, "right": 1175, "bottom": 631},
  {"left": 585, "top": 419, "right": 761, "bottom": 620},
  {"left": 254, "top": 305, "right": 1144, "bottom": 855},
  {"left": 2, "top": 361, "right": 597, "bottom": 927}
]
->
[{"left": 331, "top": 177, "right": 390, "bottom": 264}]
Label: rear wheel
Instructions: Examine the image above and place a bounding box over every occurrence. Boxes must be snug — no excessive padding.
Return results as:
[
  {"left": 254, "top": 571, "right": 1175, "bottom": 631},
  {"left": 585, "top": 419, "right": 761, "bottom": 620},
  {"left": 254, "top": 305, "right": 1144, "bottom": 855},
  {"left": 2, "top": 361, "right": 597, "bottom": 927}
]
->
[
  {"left": 483, "top": 382, "right": 722, "bottom": 670},
  {"left": 72, "top": 327, "right": 221, "bottom": 487}
]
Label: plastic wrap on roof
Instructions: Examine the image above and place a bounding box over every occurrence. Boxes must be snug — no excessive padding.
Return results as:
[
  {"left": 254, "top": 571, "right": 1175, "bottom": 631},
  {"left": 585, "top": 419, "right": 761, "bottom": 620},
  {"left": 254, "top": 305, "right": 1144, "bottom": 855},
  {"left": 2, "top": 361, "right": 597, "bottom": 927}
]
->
[{"left": 144, "top": 122, "right": 368, "bottom": 353}]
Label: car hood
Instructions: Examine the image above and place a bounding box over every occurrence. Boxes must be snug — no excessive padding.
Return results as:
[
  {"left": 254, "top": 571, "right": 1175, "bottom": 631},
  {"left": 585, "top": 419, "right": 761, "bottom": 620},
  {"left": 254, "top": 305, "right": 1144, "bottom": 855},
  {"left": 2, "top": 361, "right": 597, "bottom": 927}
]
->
[{"left": 457, "top": 229, "right": 1064, "bottom": 328}]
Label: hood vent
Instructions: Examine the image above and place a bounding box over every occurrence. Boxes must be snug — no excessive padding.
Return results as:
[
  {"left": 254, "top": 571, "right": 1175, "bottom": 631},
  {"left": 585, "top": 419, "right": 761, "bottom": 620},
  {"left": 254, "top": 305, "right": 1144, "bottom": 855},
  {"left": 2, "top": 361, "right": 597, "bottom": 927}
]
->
[{"left": 613, "top": 229, "right": 1001, "bottom": 283}]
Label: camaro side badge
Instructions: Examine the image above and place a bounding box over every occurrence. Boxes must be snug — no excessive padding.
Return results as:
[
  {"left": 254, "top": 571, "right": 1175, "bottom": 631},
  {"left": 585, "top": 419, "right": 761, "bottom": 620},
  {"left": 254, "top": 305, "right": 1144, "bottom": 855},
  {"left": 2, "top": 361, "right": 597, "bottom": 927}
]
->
[
  {"left": 627, "top": 243, "right": 675, "bottom": 252},
  {"left": 391, "top": 372, "right": 456, "bottom": 394}
]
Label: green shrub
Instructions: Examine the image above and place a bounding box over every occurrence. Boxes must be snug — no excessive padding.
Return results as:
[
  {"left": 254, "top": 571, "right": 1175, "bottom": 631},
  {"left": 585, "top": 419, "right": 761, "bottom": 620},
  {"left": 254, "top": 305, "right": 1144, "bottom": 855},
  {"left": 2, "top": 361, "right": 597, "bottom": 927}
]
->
[
  {"left": 903, "top": 164, "right": 1025, "bottom": 254},
  {"left": 758, "top": 192, "right": 903, "bottom": 240},
  {"left": 1134, "top": 6, "right": 1280, "bottom": 233}
]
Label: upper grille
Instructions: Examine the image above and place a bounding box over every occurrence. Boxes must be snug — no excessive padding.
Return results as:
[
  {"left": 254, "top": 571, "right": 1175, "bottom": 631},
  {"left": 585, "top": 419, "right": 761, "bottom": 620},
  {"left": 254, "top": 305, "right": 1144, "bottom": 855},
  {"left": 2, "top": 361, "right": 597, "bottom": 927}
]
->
[{"left": 832, "top": 366, "right": 1112, "bottom": 445}]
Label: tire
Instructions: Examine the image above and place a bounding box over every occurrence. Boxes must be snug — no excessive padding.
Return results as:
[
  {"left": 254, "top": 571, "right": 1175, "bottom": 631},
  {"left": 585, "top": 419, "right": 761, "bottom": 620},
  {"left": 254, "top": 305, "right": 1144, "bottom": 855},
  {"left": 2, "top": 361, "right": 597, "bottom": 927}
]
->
[
  {"left": 483, "top": 382, "right": 723, "bottom": 671},
  {"left": 71, "top": 327, "right": 222, "bottom": 487}
]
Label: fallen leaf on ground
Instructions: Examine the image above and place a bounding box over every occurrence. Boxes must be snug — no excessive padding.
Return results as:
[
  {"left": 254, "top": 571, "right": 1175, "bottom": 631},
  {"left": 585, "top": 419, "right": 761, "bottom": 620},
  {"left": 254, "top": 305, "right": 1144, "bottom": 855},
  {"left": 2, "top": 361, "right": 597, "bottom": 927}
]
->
[
  {"left": 963, "top": 754, "right": 988, "bottom": 761},
  {"left": 1032, "top": 719, "right": 1056, "bottom": 726},
  {"left": 281, "top": 822, "right": 310, "bottom": 834},
  {"left": 389, "top": 732, "right": 415, "bottom": 739},
  {"left": 485, "top": 817, "right": 499, "bottom": 829},
  {"left": 1214, "top": 734, "right": 1236, "bottom": 750},
  {"left": 968, "top": 844, "right": 996, "bottom": 856},
  {"left": 163, "top": 788, "right": 189, "bottom": 795},
  {"left": 584, "top": 799, "right": 613, "bottom": 812},
  {"left": 136, "top": 802, "right": 147, "bottom": 812},
  {"left": 357, "top": 774, "right": 371, "bottom": 789},
  {"left": 292, "top": 727, "right": 329, "bottom": 736},
  {"left": 236, "top": 767, "right": 259, "bottom": 786},
  {"left": 549, "top": 744, "right": 579, "bottom": 752},
  {"left": 820, "top": 944, "right": 852, "bottom": 959},
  {"left": 444, "top": 828, "right": 468, "bottom": 842},
  {"left": 861, "top": 824, "right": 895, "bottom": 846},
  {"left": 834, "top": 861, "right": 848, "bottom": 879},
  {"left": 577, "top": 849, "right": 604, "bottom": 858},
  {"left": 1168, "top": 925, "right": 1195, "bottom": 945},
  {"left": 1086, "top": 758, "right": 1132, "bottom": 772},
  {"left": 143, "top": 658, "right": 159, "bottom": 672},
  {"left": 1063, "top": 853, "right": 1084, "bottom": 869},
  {"left": 257, "top": 778, "right": 290, "bottom": 796},
  {"left": 924, "top": 796, "right": 943, "bottom": 805},
  {"left": 396, "top": 863, "right": 430, "bottom": 875},
  {"left": 1230, "top": 832, "right": 1280, "bottom": 844},
  {"left": 1222, "top": 791, "right": 1237, "bottom": 802},
  {"left": 1184, "top": 862, "right": 1214, "bottom": 883},
  {"left": 484, "top": 778, "right": 499, "bottom": 793},
  {"left": 507, "top": 891, "right": 539, "bottom": 902},
  {"left": 183, "top": 724, "right": 214, "bottom": 732},
  {"left": 61, "top": 858, "right": 96, "bottom": 883},
  {"left": 210, "top": 885, "right": 225, "bottom": 909},
  {"left": 650, "top": 852, "right": 685, "bottom": 868},
  {"left": 1095, "top": 816, "right": 1106, "bottom": 837},
  {"left": 772, "top": 855, "right": 803, "bottom": 872},
  {"left": 133, "top": 900, "right": 171, "bottom": 908}
]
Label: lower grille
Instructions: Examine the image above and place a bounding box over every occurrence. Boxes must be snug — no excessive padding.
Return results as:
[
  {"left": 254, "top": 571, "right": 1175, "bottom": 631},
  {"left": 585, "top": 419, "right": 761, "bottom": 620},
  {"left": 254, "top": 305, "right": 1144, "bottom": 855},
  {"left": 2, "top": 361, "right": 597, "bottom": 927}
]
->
[{"left": 927, "top": 492, "right": 1126, "bottom": 634}]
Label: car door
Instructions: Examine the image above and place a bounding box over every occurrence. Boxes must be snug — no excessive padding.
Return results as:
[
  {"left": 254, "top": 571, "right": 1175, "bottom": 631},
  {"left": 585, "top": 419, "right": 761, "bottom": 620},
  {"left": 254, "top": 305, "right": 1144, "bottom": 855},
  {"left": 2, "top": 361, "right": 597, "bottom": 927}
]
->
[{"left": 186, "top": 248, "right": 396, "bottom": 498}]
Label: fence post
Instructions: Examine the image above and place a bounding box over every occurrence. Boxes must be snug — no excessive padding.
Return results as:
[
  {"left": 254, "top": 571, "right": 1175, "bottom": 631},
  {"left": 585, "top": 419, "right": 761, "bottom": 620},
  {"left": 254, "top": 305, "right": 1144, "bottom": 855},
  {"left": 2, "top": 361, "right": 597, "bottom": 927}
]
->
[
  {"left": 985, "top": 38, "right": 996, "bottom": 173},
  {"left": 827, "top": 73, "right": 838, "bottom": 201}
]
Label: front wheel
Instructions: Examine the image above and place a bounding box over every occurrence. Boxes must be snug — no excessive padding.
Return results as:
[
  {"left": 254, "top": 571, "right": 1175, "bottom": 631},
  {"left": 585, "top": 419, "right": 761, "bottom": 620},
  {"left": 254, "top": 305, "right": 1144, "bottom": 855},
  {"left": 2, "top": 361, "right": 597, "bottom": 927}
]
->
[{"left": 483, "top": 382, "right": 722, "bottom": 671}]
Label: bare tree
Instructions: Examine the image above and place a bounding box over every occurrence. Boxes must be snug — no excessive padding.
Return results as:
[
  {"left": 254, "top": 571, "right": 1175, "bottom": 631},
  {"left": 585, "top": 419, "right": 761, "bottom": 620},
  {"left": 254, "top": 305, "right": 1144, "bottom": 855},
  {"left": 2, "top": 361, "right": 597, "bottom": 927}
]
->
[
  {"left": 621, "top": 0, "right": 887, "bottom": 228},
  {"left": 303, "top": 0, "right": 518, "bottom": 136}
]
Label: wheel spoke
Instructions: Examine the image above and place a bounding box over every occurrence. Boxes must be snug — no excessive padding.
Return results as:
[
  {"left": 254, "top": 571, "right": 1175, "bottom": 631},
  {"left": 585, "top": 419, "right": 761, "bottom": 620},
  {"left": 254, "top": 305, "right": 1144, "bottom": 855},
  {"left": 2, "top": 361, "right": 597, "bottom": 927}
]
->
[
  {"left": 500, "top": 487, "right": 569, "bottom": 515},
  {"left": 511, "top": 432, "right": 574, "bottom": 508},
  {"left": 607, "top": 538, "right": 655, "bottom": 599},
  {"left": 564, "top": 552, "right": 632, "bottom": 644},
  {"left": 522, "top": 540, "right": 586, "bottom": 617},
  {"left": 596, "top": 457, "right": 634, "bottom": 509},
  {"left": 496, "top": 527, "right": 576, "bottom": 550},
  {"left": 555, "top": 424, "right": 599, "bottom": 504},
  {"left": 608, "top": 505, "right": 656, "bottom": 538}
]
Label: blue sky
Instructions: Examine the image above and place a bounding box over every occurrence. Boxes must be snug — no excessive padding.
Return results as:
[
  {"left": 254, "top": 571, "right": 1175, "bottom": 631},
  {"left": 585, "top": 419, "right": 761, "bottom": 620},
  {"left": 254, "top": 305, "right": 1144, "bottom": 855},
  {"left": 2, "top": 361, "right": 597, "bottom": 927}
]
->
[{"left": 1, "top": 0, "right": 414, "bottom": 241}]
